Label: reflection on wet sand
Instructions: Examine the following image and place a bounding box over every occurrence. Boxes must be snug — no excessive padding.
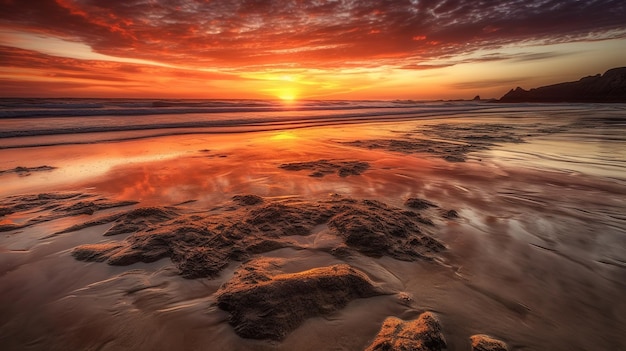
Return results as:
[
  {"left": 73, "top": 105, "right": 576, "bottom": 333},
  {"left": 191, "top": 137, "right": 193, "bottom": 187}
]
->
[{"left": 1, "top": 115, "right": 625, "bottom": 351}]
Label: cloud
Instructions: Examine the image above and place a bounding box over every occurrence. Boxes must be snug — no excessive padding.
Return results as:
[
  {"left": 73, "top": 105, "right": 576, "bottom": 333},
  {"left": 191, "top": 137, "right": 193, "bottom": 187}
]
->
[
  {"left": 0, "top": 0, "right": 624, "bottom": 70},
  {"left": 0, "top": 45, "right": 247, "bottom": 81},
  {"left": 401, "top": 63, "right": 454, "bottom": 70},
  {"left": 0, "top": 44, "right": 257, "bottom": 97}
]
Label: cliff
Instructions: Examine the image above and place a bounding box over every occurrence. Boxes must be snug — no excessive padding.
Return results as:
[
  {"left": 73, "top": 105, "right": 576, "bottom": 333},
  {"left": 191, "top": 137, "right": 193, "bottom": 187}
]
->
[{"left": 499, "top": 67, "right": 626, "bottom": 103}]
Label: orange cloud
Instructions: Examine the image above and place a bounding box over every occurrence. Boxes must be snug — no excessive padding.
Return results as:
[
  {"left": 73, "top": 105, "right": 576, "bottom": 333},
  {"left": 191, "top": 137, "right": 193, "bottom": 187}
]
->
[{"left": 0, "top": 1, "right": 625, "bottom": 98}]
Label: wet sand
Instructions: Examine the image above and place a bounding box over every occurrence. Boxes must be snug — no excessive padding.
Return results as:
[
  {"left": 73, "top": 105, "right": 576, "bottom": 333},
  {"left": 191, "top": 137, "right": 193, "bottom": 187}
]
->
[{"left": 1, "top": 112, "right": 625, "bottom": 350}]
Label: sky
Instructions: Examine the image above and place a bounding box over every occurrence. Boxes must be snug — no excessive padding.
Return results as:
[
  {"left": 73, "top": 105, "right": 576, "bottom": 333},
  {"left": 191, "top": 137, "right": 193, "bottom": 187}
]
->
[{"left": 0, "top": 0, "right": 625, "bottom": 100}]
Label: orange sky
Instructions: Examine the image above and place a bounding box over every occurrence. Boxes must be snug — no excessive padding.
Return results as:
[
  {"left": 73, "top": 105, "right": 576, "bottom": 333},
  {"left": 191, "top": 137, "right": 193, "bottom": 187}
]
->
[{"left": 0, "top": 0, "right": 625, "bottom": 100}]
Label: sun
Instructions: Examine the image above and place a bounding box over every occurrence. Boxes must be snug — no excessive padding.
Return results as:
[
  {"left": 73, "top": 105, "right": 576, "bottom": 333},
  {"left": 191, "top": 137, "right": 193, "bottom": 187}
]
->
[
  {"left": 279, "top": 93, "right": 296, "bottom": 102},
  {"left": 277, "top": 88, "right": 298, "bottom": 102}
]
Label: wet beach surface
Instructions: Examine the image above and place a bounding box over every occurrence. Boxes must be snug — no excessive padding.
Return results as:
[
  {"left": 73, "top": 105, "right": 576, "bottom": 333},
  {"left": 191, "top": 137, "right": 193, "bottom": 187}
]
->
[{"left": 1, "top": 107, "right": 625, "bottom": 350}]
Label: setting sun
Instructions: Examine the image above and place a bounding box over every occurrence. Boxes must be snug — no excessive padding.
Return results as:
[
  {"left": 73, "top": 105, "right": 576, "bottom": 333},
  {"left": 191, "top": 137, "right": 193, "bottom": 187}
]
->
[{"left": 278, "top": 90, "right": 297, "bottom": 102}]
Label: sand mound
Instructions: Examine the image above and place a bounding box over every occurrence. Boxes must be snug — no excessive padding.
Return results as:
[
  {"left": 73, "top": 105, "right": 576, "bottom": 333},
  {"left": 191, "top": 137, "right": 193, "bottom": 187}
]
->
[
  {"left": 216, "top": 259, "right": 384, "bottom": 340},
  {"left": 71, "top": 195, "right": 447, "bottom": 278},
  {"left": 280, "top": 160, "right": 370, "bottom": 177},
  {"left": 364, "top": 313, "right": 447, "bottom": 351}
]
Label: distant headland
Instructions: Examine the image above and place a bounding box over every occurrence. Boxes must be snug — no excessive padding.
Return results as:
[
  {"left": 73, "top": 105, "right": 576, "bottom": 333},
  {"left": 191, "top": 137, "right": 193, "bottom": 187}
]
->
[{"left": 499, "top": 67, "right": 626, "bottom": 103}]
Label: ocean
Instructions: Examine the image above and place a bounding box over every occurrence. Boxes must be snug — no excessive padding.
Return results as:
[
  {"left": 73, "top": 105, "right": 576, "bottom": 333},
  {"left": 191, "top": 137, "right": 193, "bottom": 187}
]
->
[{"left": 0, "top": 98, "right": 608, "bottom": 146}]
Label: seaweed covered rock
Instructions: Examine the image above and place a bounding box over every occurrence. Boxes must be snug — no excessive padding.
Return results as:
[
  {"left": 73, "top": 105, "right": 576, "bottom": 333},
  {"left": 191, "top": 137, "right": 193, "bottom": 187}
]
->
[
  {"left": 216, "top": 259, "right": 384, "bottom": 340},
  {"left": 364, "top": 313, "right": 447, "bottom": 351}
]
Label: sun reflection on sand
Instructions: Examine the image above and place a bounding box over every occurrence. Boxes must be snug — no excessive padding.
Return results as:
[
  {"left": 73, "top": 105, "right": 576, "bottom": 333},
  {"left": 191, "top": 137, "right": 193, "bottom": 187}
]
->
[{"left": 268, "top": 131, "right": 298, "bottom": 142}]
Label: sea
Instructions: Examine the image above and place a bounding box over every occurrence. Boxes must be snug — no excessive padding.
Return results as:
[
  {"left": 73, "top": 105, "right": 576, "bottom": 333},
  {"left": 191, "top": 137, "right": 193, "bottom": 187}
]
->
[{"left": 1, "top": 98, "right": 614, "bottom": 146}]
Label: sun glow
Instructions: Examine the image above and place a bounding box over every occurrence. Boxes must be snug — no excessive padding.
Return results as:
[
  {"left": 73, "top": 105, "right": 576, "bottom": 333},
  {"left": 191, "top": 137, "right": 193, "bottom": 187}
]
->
[
  {"left": 269, "top": 132, "right": 298, "bottom": 141},
  {"left": 278, "top": 90, "right": 297, "bottom": 102}
]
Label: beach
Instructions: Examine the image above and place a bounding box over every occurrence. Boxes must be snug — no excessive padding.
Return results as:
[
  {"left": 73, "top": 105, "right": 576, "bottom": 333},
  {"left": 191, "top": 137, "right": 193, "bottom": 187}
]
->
[{"left": 0, "top": 100, "right": 625, "bottom": 350}]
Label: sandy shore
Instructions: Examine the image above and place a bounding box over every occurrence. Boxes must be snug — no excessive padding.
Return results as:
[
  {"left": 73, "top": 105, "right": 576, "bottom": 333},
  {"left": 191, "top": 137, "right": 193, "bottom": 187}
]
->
[{"left": 1, "top": 113, "right": 625, "bottom": 350}]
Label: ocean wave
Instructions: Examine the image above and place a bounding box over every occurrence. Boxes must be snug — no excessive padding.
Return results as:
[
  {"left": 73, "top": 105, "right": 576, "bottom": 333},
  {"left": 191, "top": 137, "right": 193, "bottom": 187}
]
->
[
  {"left": 0, "top": 104, "right": 497, "bottom": 141},
  {"left": 5, "top": 99, "right": 620, "bottom": 150},
  {"left": 0, "top": 98, "right": 447, "bottom": 118}
]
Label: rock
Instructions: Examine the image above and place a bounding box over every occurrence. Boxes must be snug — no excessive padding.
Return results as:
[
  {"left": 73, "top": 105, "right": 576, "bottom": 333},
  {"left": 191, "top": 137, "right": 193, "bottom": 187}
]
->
[
  {"left": 279, "top": 160, "right": 370, "bottom": 177},
  {"left": 216, "top": 260, "right": 384, "bottom": 340},
  {"left": 103, "top": 207, "right": 178, "bottom": 236},
  {"left": 71, "top": 242, "right": 126, "bottom": 262},
  {"left": 470, "top": 334, "right": 508, "bottom": 351},
  {"left": 328, "top": 199, "right": 446, "bottom": 260},
  {"left": 0, "top": 192, "right": 137, "bottom": 232},
  {"left": 337, "top": 161, "right": 370, "bottom": 177},
  {"left": 404, "top": 198, "right": 438, "bottom": 210},
  {"left": 442, "top": 209, "right": 459, "bottom": 219},
  {"left": 473, "top": 95, "right": 481, "bottom": 101},
  {"left": 72, "top": 196, "right": 447, "bottom": 278},
  {"left": 0, "top": 165, "right": 56, "bottom": 175},
  {"left": 232, "top": 194, "right": 264, "bottom": 206},
  {"left": 499, "top": 67, "right": 626, "bottom": 102},
  {"left": 364, "top": 312, "right": 447, "bottom": 351}
]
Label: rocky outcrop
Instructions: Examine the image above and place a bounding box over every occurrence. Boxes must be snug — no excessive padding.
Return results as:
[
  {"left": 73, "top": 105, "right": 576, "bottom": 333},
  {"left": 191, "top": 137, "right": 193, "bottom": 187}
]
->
[
  {"left": 499, "top": 67, "right": 626, "bottom": 102},
  {"left": 470, "top": 334, "right": 509, "bottom": 351},
  {"left": 364, "top": 313, "right": 447, "bottom": 351},
  {"left": 71, "top": 195, "right": 446, "bottom": 278},
  {"left": 216, "top": 259, "right": 384, "bottom": 340}
]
